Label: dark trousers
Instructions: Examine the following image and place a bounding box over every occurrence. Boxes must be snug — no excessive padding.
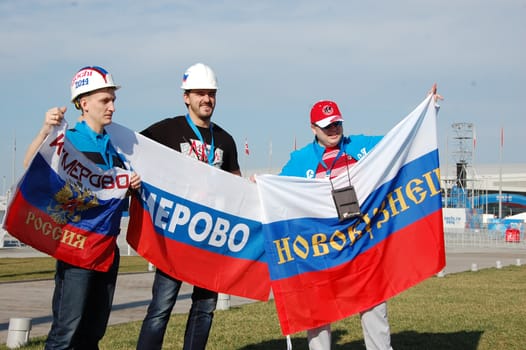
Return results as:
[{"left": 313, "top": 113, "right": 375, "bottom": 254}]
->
[
  {"left": 45, "top": 250, "right": 119, "bottom": 350},
  {"left": 137, "top": 269, "right": 217, "bottom": 350}
]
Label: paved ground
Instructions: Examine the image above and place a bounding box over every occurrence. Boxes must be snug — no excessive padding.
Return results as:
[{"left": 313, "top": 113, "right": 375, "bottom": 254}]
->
[{"left": 1, "top": 245, "right": 525, "bottom": 345}]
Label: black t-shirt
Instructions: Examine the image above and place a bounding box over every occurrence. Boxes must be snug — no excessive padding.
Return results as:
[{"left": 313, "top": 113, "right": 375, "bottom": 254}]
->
[{"left": 141, "top": 115, "right": 240, "bottom": 173}]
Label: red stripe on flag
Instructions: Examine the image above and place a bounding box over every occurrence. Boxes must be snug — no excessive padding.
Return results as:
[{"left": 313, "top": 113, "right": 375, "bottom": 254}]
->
[
  {"left": 127, "top": 197, "right": 271, "bottom": 300},
  {"left": 270, "top": 210, "right": 445, "bottom": 335},
  {"left": 4, "top": 191, "right": 116, "bottom": 271}
]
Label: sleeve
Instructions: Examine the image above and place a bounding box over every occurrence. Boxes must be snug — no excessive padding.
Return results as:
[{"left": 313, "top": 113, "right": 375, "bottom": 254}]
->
[
  {"left": 279, "top": 149, "right": 307, "bottom": 177},
  {"left": 279, "top": 153, "right": 296, "bottom": 176},
  {"left": 222, "top": 135, "right": 240, "bottom": 173},
  {"left": 140, "top": 120, "right": 165, "bottom": 140},
  {"left": 366, "top": 135, "right": 383, "bottom": 150},
  {"left": 139, "top": 118, "right": 182, "bottom": 151}
]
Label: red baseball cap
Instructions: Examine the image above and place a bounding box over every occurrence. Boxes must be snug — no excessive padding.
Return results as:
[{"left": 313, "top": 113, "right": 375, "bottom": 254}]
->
[{"left": 310, "top": 100, "right": 344, "bottom": 128}]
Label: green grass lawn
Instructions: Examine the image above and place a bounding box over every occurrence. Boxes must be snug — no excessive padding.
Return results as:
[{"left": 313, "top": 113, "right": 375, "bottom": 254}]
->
[
  {"left": 1, "top": 258, "right": 525, "bottom": 349},
  {"left": 0, "top": 256, "right": 149, "bottom": 282}
]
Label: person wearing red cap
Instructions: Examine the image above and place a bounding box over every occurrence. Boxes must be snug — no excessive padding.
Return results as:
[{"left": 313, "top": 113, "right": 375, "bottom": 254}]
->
[
  {"left": 281, "top": 100, "right": 382, "bottom": 179},
  {"left": 279, "top": 100, "right": 391, "bottom": 350}
]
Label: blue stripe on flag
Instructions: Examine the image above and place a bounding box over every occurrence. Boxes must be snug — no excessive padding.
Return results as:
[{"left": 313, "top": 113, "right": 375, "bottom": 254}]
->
[
  {"left": 138, "top": 182, "right": 266, "bottom": 261},
  {"left": 20, "top": 153, "right": 126, "bottom": 236},
  {"left": 264, "top": 149, "right": 441, "bottom": 280}
]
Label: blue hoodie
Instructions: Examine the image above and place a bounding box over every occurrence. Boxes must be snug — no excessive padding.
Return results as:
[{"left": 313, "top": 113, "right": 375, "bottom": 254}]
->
[{"left": 280, "top": 134, "right": 382, "bottom": 178}]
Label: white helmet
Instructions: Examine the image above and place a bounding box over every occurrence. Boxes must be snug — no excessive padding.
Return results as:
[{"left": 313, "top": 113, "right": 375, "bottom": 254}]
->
[
  {"left": 180, "top": 63, "right": 218, "bottom": 90},
  {"left": 70, "top": 66, "right": 120, "bottom": 102}
]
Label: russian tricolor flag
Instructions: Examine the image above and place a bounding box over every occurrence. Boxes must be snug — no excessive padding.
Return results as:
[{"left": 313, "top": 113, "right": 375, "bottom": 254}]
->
[
  {"left": 257, "top": 94, "right": 445, "bottom": 335},
  {"left": 106, "top": 123, "right": 271, "bottom": 301},
  {"left": 2, "top": 122, "right": 131, "bottom": 272}
]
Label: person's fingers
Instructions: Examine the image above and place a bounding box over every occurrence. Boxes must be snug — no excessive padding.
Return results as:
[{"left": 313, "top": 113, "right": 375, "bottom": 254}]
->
[
  {"left": 429, "top": 83, "right": 444, "bottom": 102},
  {"left": 45, "top": 106, "right": 67, "bottom": 124}
]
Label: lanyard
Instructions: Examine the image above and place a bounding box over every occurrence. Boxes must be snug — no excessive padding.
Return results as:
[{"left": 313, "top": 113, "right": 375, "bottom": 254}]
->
[
  {"left": 185, "top": 114, "right": 215, "bottom": 165},
  {"left": 313, "top": 138, "right": 345, "bottom": 178}
]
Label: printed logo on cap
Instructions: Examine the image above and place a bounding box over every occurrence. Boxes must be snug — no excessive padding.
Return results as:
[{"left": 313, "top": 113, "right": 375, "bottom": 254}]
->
[
  {"left": 322, "top": 105, "right": 334, "bottom": 116},
  {"left": 72, "top": 66, "right": 109, "bottom": 86}
]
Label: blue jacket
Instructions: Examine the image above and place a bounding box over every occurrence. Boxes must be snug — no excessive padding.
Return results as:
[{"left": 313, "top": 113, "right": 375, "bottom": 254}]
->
[{"left": 280, "top": 134, "right": 382, "bottom": 178}]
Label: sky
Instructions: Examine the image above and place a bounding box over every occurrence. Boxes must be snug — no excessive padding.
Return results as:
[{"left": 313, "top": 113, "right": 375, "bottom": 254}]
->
[{"left": 1, "top": 0, "right": 525, "bottom": 191}]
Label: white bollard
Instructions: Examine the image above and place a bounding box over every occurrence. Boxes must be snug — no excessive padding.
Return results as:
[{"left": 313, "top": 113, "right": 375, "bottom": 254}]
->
[
  {"left": 216, "top": 293, "right": 231, "bottom": 310},
  {"left": 6, "top": 317, "right": 32, "bottom": 349},
  {"left": 516, "top": 259, "right": 522, "bottom": 266},
  {"left": 471, "top": 263, "right": 478, "bottom": 272},
  {"left": 496, "top": 260, "right": 502, "bottom": 269}
]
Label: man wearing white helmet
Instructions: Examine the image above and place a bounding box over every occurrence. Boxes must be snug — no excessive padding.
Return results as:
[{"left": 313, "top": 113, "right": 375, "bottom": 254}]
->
[
  {"left": 137, "top": 63, "right": 241, "bottom": 350},
  {"left": 24, "top": 66, "right": 141, "bottom": 349}
]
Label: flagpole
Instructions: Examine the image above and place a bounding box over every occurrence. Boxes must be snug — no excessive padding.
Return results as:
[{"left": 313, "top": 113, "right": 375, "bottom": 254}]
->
[
  {"left": 471, "top": 125, "right": 476, "bottom": 209},
  {"left": 243, "top": 138, "right": 249, "bottom": 177},
  {"left": 444, "top": 135, "right": 453, "bottom": 208},
  {"left": 242, "top": 149, "right": 246, "bottom": 177},
  {"left": 498, "top": 127, "right": 503, "bottom": 218},
  {"left": 12, "top": 131, "right": 16, "bottom": 187},
  {"left": 268, "top": 139, "right": 272, "bottom": 172}
]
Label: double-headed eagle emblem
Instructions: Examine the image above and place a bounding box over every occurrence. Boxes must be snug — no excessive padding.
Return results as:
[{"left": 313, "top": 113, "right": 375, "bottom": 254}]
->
[{"left": 47, "top": 180, "right": 99, "bottom": 224}]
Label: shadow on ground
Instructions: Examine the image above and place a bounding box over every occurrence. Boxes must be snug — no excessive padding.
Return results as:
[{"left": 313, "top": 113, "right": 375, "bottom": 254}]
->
[{"left": 238, "top": 330, "right": 483, "bottom": 350}]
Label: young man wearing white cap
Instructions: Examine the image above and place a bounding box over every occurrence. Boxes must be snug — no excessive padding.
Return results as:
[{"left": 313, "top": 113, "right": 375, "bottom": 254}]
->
[
  {"left": 280, "top": 100, "right": 392, "bottom": 350},
  {"left": 136, "top": 63, "right": 241, "bottom": 350},
  {"left": 24, "top": 66, "right": 141, "bottom": 349}
]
